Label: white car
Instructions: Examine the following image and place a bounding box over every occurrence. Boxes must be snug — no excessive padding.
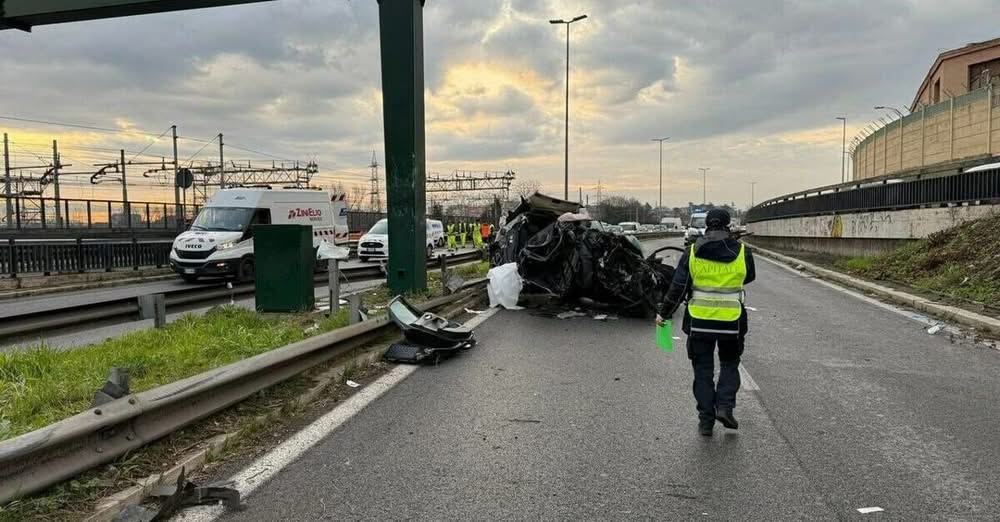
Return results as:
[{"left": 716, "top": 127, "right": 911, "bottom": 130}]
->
[
  {"left": 358, "top": 218, "right": 435, "bottom": 262},
  {"left": 170, "top": 188, "right": 349, "bottom": 283}
]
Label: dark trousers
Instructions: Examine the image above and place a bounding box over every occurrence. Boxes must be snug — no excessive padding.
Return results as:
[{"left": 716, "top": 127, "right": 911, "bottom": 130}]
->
[{"left": 687, "top": 336, "right": 745, "bottom": 422}]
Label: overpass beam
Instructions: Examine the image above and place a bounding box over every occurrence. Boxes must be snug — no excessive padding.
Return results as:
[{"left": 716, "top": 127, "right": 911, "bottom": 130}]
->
[{"left": 377, "top": 0, "right": 427, "bottom": 294}]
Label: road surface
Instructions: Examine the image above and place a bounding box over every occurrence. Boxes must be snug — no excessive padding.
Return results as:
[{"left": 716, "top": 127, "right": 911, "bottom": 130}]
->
[{"left": 187, "top": 237, "right": 1000, "bottom": 520}]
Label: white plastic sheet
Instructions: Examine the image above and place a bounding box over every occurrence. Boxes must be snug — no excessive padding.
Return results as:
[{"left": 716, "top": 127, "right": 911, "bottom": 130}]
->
[
  {"left": 317, "top": 240, "right": 350, "bottom": 260},
  {"left": 488, "top": 262, "right": 523, "bottom": 309}
]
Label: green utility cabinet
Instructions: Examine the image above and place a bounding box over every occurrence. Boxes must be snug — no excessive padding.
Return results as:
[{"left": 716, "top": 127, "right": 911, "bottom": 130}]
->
[{"left": 254, "top": 225, "right": 315, "bottom": 313}]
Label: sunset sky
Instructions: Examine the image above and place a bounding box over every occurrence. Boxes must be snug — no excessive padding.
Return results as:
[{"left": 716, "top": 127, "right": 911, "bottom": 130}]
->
[{"left": 1, "top": 0, "right": 997, "bottom": 208}]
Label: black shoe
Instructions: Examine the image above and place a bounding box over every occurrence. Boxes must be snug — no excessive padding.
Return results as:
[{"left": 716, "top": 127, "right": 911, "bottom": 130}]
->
[
  {"left": 715, "top": 408, "right": 739, "bottom": 430},
  {"left": 698, "top": 420, "right": 714, "bottom": 437}
]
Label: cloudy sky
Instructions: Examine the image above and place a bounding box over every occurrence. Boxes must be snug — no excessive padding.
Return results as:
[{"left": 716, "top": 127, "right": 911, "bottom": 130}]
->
[{"left": 1, "top": 0, "right": 997, "bottom": 208}]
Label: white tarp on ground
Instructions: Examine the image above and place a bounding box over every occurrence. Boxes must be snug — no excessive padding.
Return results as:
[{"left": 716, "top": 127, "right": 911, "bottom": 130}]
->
[{"left": 487, "top": 262, "right": 523, "bottom": 309}]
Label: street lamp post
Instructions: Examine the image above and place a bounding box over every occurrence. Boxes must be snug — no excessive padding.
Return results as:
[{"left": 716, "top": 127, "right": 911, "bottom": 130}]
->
[
  {"left": 836, "top": 117, "right": 846, "bottom": 183},
  {"left": 550, "top": 14, "right": 588, "bottom": 201},
  {"left": 747, "top": 181, "right": 758, "bottom": 207},
  {"left": 652, "top": 137, "right": 669, "bottom": 209},
  {"left": 698, "top": 167, "right": 710, "bottom": 205},
  {"left": 875, "top": 105, "right": 904, "bottom": 118}
]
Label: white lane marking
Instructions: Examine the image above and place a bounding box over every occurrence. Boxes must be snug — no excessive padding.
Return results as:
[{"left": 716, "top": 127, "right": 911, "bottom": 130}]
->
[
  {"left": 465, "top": 306, "right": 501, "bottom": 329},
  {"left": 857, "top": 507, "right": 884, "bottom": 514},
  {"left": 757, "top": 255, "right": 945, "bottom": 329},
  {"left": 174, "top": 306, "right": 501, "bottom": 521},
  {"left": 739, "top": 364, "right": 760, "bottom": 391}
]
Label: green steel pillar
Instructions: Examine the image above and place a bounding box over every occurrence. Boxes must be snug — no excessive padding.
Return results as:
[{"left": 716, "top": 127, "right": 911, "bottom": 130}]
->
[{"left": 378, "top": 0, "right": 427, "bottom": 294}]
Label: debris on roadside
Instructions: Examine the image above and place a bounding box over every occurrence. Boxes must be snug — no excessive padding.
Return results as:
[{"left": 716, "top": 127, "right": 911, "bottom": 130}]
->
[
  {"left": 464, "top": 308, "right": 485, "bottom": 315},
  {"left": 445, "top": 272, "right": 466, "bottom": 294},
  {"left": 593, "top": 314, "right": 608, "bottom": 321},
  {"left": 383, "top": 295, "right": 477, "bottom": 364},
  {"left": 112, "top": 467, "right": 242, "bottom": 522},
  {"left": 345, "top": 380, "right": 361, "bottom": 388},
  {"left": 556, "top": 310, "right": 587, "bottom": 320},
  {"left": 91, "top": 367, "right": 130, "bottom": 408},
  {"left": 489, "top": 192, "right": 676, "bottom": 317},
  {"left": 926, "top": 323, "right": 944, "bottom": 335},
  {"left": 488, "top": 262, "right": 524, "bottom": 309}
]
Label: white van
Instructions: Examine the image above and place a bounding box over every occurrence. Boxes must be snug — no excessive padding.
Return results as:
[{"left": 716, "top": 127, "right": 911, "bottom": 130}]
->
[
  {"left": 170, "top": 188, "right": 349, "bottom": 282},
  {"left": 685, "top": 211, "right": 708, "bottom": 246},
  {"left": 358, "top": 218, "right": 436, "bottom": 262},
  {"left": 660, "top": 217, "right": 682, "bottom": 230},
  {"left": 427, "top": 219, "right": 445, "bottom": 247}
]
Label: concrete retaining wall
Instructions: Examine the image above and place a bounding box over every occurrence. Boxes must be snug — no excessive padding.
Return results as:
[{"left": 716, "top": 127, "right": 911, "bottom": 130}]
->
[
  {"left": 747, "top": 236, "right": 913, "bottom": 257},
  {"left": 747, "top": 204, "right": 999, "bottom": 257}
]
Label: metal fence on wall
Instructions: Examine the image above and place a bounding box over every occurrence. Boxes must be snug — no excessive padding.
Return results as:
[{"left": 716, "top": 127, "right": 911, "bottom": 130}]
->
[
  {"left": 1, "top": 195, "right": 198, "bottom": 231},
  {"left": 852, "top": 85, "right": 999, "bottom": 180},
  {"left": 0, "top": 239, "right": 172, "bottom": 276},
  {"left": 746, "top": 165, "right": 1000, "bottom": 223}
]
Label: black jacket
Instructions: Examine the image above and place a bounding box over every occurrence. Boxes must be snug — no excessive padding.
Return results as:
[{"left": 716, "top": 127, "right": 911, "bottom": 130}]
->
[{"left": 658, "top": 230, "right": 756, "bottom": 337}]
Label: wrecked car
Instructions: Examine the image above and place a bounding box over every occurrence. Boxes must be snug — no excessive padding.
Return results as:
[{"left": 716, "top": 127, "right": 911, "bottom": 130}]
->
[{"left": 489, "top": 193, "right": 679, "bottom": 317}]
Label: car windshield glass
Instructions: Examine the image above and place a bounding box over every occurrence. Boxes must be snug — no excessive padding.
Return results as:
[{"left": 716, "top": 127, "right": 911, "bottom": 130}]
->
[
  {"left": 191, "top": 207, "right": 253, "bottom": 232},
  {"left": 690, "top": 217, "right": 706, "bottom": 228},
  {"left": 369, "top": 220, "right": 388, "bottom": 234}
]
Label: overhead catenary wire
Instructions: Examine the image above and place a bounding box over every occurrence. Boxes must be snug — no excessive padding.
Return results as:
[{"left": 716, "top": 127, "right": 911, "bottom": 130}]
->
[{"left": 127, "top": 126, "right": 173, "bottom": 164}]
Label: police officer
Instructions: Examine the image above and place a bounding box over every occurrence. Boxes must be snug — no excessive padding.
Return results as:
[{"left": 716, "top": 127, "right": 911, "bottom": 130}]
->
[{"left": 657, "top": 209, "right": 755, "bottom": 436}]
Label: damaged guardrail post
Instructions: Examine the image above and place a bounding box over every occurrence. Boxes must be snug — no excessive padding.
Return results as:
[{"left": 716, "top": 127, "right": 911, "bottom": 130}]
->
[
  {"left": 349, "top": 294, "right": 362, "bottom": 324},
  {"left": 328, "top": 258, "right": 340, "bottom": 315},
  {"left": 137, "top": 294, "right": 166, "bottom": 328},
  {"left": 438, "top": 254, "right": 449, "bottom": 294}
]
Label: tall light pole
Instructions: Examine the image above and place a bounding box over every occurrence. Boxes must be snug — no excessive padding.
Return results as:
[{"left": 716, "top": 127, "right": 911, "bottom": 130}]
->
[
  {"left": 550, "top": 14, "right": 587, "bottom": 200},
  {"left": 652, "top": 137, "right": 669, "bottom": 209},
  {"left": 747, "top": 181, "right": 758, "bottom": 207},
  {"left": 835, "top": 117, "right": 846, "bottom": 183},
  {"left": 698, "top": 167, "right": 710, "bottom": 205}
]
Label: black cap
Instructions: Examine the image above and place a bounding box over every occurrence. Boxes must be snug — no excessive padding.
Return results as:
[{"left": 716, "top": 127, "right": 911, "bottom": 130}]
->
[{"left": 706, "top": 209, "right": 731, "bottom": 229}]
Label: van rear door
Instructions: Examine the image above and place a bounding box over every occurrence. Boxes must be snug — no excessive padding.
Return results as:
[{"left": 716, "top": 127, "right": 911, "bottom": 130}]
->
[{"left": 330, "top": 192, "right": 349, "bottom": 245}]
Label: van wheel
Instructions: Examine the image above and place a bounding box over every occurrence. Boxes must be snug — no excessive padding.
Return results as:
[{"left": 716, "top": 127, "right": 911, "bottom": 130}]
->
[
  {"left": 427, "top": 244, "right": 434, "bottom": 258},
  {"left": 181, "top": 274, "right": 199, "bottom": 283},
  {"left": 238, "top": 257, "right": 255, "bottom": 283}
]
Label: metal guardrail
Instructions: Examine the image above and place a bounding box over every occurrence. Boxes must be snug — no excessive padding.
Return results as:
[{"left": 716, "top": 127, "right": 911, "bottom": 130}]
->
[
  {"left": 0, "top": 283, "right": 486, "bottom": 504},
  {"left": 0, "top": 249, "right": 485, "bottom": 339},
  {"left": 746, "top": 164, "right": 1000, "bottom": 223}
]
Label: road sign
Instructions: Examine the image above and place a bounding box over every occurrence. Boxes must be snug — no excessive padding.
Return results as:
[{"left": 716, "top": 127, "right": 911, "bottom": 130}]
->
[{"left": 176, "top": 168, "right": 194, "bottom": 189}]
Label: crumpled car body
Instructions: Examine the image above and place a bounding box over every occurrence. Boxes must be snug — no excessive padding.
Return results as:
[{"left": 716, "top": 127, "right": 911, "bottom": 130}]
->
[{"left": 489, "top": 192, "right": 677, "bottom": 317}]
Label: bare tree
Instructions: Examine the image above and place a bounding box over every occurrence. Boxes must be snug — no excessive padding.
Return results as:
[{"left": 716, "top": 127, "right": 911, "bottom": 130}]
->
[
  {"left": 511, "top": 178, "right": 543, "bottom": 200},
  {"left": 349, "top": 184, "right": 368, "bottom": 211}
]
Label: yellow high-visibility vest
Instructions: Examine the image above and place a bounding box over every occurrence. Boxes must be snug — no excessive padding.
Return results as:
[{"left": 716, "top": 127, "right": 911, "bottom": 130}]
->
[{"left": 688, "top": 244, "right": 746, "bottom": 328}]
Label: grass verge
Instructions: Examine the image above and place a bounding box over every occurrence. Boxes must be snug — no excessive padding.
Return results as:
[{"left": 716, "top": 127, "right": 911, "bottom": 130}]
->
[
  {"left": 825, "top": 214, "right": 1000, "bottom": 307},
  {"left": 0, "top": 306, "right": 350, "bottom": 442}
]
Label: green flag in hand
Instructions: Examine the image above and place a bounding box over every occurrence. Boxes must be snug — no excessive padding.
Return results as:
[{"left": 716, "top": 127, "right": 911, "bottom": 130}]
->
[{"left": 656, "top": 320, "right": 673, "bottom": 352}]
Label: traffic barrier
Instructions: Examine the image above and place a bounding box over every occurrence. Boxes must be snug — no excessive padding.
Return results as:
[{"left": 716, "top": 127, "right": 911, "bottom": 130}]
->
[{"left": 0, "top": 282, "right": 487, "bottom": 504}]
